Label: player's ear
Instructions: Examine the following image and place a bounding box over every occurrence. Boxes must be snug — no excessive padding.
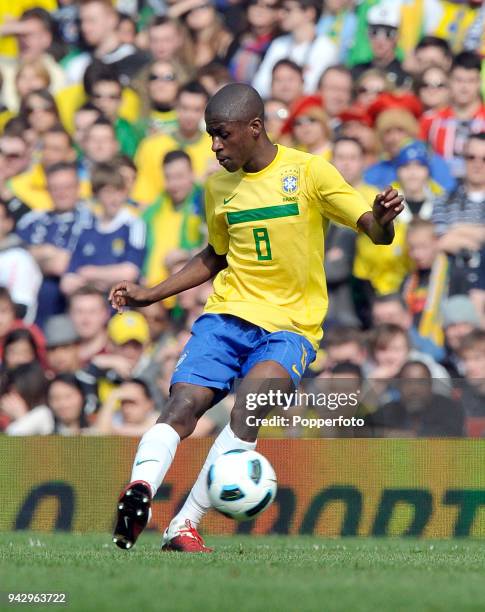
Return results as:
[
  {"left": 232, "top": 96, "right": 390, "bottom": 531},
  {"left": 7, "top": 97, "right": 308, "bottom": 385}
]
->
[{"left": 249, "top": 118, "right": 263, "bottom": 138}]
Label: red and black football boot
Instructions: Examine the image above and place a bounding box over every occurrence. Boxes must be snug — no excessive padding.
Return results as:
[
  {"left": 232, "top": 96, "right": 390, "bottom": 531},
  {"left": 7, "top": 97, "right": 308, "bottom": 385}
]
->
[{"left": 161, "top": 519, "right": 213, "bottom": 553}]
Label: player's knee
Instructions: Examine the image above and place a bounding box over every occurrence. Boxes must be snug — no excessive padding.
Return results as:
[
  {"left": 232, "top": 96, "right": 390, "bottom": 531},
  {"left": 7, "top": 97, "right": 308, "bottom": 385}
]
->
[{"left": 157, "top": 389, "right": 200, "bottom": 439}]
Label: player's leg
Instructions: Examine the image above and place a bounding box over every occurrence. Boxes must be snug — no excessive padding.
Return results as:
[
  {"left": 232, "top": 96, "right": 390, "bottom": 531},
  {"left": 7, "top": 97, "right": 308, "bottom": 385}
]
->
[
  {"left": 114, "top": 314, "right": 245, "bottom": 550},
  {"left": 113, "top": 383, "right": 215, "bottom": 550},
  {"left": 164, "top": 361, "right": 294, "bottom": 551}
]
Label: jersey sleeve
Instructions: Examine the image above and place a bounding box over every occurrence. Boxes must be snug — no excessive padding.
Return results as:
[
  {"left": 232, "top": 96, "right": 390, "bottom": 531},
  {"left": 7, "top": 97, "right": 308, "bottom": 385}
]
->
[
  {"left": 306, "top": 156, "right": 372, "bottom": 231},
  {"left": 205, "top": 178, "right": 229, "bottom": 255}
]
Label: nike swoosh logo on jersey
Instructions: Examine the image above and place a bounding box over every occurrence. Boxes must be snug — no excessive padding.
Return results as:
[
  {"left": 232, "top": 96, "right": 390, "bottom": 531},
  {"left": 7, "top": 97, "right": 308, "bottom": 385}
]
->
[
  {"left": 135, "top": 459, "right": 160, "bottom": 466},
  {"left": 223, "top": 194, "right": 237, "bottom": 205}
]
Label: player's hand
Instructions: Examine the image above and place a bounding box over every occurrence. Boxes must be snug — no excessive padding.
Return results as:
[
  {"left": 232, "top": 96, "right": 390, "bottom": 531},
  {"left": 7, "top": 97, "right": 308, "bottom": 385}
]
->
[
  {"left": 108, "top": 281, "right": 152, "bottom": 312},
  {"left": 373, "top": 186, "right": 404, "bottom": 226}
]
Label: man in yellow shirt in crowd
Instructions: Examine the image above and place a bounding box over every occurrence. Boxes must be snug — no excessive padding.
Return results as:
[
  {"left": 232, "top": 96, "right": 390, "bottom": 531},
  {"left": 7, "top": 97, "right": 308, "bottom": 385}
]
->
[
  {"left": 109, "top": 83, "right": 404, "bottom": 553},
  {"left": 142, "top": 149, "right": 205, "bottom": 289},
  {"left": 133, "top": 82, "right": 213, "bottom": 206}
]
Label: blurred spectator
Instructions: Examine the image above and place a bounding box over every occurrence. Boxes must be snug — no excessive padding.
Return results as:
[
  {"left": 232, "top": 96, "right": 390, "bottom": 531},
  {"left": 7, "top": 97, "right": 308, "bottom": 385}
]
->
[
  {"left": 0, "top": 8, "right": 66, "bottom": 111},
  {"left": 47, "top": 373, "right": 90, "bottom": 434},
  {"left": 420, "top": 52, "right": 485, "bottom": 178},
  {"left": 133, "top": 81, "right": 211, "bottom": 205},
  {"left": 65, "top": 0, "right": 149, "bottom": 85},
  {"left": 323, "top": 326, "right": 367, "bottom": 370},
  {"left": 61, "top": 163, "right": 145, "bottom": 296},
  {"left": 282, "top": 96, "right": 331, "bottom": 158},
  {"left": 318, "top": 65, "right": 352, "bottom": 130},
  {"left": 331, "top": 136, "right": 409, "bottom": 301},
  {"left": 73, "top": 102, "right": 102, "bottom": 154},
  {"left": 339, "top": 106, "right": 379, "bottom": 168},
  {"left": 459, "top": 330, "right": 485, "bottom": 420},
  {"left": 137, "top": 59, "right": 180, "bottom": 136},
  {"left": 0, "top": 201, "right": 42, "bottom": 322},
  {"left": 404, "top": 35, "right": 453, "bottom": 77},
  {"left": 354, "top": 69, "right": 392, "bottom": 109},
  {"left": 365, "top": 102, "right": 455, "bottom": 193},
  {"left": 253, "top": 0, "right": 338, "bottom": 98},
  {"left": 88, "top": 311, "right": 150, "bottom": 403},
  {"left": 82, "top": 117, "right": 121, "bottom": 169},
  {"left": 316, "top": 0, "right": 356, "bottom": 63},
  {"left": 414, "top": 66, "right": 450, "bottom": 113},
  {"left": 68, "top": 286, "right": 110, "bottom": 365},
  {"left": 401, "top": 219, "right": 449, "bottom": 360},
  {"left": 365, "top": 360, "right": 464, "bottom": 437},
  {"left": 142, "top": 150, "right": 204, "bottom": 288},
  {"left": 1, "top": 328, "right": 42, "bottom": 376},
  {"left": 351, "top": 3, "right": 410, "bottom": 88},
  {"left": 170, "top": 0, "right": 233, "bottom": 68},
  {"left": 0, "top": 128, "right": 31, "bottom": 223},
  {"left": 371, "top": 293, "right": 445, "bottom": 361},
  {"left": 88, "top": 69, "right": 141, "bottom": 157},
  {"left": 264, "top": 98, "right": 289, "bottom": 142},
  {"left": 19, "top": 89, "right": 60, "bottom": 141},
  {"left": 117, "top": 12, "right": 137, "bottom": 46},
  {"left": 15, "top": 59, "right": 52, "bottom": 103},
  {"left": 145, "top": 16, "right": 194, "bottom": 81},
  {"left": 433, "top": 133, "right": 485, "bottom": 295},
  {"left": 0, "top": 289, "right": 16, "bottom": 353},
  {"left": 394, "top": 140, "right": 441, "bottom": 222},
  {"left": 196, "top": 62, "right": 233, "bottom": 96},
  {"left": 94, "top": 378, "right": 158, "bottom": 435},
  {"left": 225, "top": 0, "right": 280, "bottom": 84},
  {"left": 10, "top": 123, "right": 82, "bottom": 212},
  {"left": 440, "top": 295, "right": 481, "bottom": 377},
  {"left": 1, "top": 363, "right": 52, "bottom": 435},
  {"left": 367, "top": 323, "right": 449, "bottom": 381},
  {"left": 16, "top": 162, "right": 93, "bottom": 327},
  {"left": 270, "top": 59, "right": 304, "bottom": 108}
]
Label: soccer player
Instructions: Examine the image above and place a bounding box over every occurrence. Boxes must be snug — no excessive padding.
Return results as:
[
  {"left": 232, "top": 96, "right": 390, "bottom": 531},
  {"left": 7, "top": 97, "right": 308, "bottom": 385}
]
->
[{"left": 109, "top": 83, "right": 404, "bottom": 552}]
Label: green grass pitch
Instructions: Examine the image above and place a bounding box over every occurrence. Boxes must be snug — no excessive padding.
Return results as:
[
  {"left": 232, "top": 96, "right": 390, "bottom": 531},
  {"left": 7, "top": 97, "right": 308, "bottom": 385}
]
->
[{"left": 2, "top": 532, "right": 485, "bottom": 612}]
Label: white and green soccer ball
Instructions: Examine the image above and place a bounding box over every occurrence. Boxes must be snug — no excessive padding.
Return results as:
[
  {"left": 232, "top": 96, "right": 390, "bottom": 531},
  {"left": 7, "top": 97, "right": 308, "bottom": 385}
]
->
[{"left": 207, "top": 449, "right": 277, "bottom": 521}]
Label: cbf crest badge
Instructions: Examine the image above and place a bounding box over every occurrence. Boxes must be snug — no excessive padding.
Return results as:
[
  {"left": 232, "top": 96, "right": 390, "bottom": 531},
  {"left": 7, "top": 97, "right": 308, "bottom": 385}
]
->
[{"left": 281, "top": 169, "right": 299, "bottom": 196}]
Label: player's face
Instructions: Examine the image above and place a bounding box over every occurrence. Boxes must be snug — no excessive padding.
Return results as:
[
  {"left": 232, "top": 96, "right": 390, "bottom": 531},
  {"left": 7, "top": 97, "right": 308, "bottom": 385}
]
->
[{"left": 206, "top": 120, "right": 255, "bottom": 173}]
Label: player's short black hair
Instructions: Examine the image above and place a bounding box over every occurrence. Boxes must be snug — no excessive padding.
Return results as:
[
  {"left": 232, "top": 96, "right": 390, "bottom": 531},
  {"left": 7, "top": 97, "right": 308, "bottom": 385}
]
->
[
  {"left": 205, "top": 83, "right": 264, "bottom": 123},
  {"left": 451, "top": 51, "right": 482, "bottom": 73},
  {"left": 43, "top": 124, "right": 74, "bottom": 148},
  {"left": 415, "top": 36, "right": 452, "bottom": 58},
  {"left": 45, "top": 161, "right": 78, "bottom": 177},
  {"left": 176, "top": 81, "right": 210, "bottom": 102},
  {"left": 272, "top": 59, "right": 304, "bottom": 78},
  {"left": 333, "top": 136, "right": 365, "bottom": 155},
  {"left": 163, "top": 149, "right": 192, "bottom": 167},
  {"left": 21, "top": 7, "right": 54, "bottom": 32}
]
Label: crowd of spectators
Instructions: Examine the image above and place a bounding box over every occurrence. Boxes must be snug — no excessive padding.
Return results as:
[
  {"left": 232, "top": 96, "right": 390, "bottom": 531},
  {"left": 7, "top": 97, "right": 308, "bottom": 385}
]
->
[{"left": 0, "top": 0, "right": 485, "bottom": 439}]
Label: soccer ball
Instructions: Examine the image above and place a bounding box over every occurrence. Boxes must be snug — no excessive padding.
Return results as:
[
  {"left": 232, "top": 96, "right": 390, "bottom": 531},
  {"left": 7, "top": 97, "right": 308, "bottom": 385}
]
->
[{"left": 207, "top": 449, "right": 277, "bottom": 521}]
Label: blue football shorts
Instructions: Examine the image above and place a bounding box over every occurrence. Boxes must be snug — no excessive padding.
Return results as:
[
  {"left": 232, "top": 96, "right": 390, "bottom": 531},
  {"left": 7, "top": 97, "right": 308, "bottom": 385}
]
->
[{"left": 171, "top": 313, "right": 316, "bottom": 400}]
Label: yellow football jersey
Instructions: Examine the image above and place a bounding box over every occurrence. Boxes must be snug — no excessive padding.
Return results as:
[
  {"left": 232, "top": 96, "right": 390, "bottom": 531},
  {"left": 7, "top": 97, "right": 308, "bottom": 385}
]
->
[{"left": 204, "top": 145, "right": 372, "bottom": 350}]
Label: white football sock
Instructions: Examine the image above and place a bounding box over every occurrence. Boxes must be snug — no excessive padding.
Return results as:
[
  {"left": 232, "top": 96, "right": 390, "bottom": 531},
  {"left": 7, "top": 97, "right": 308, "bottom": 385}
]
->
[
  {"left": 130, "top": 423, "right": 180, "bottom": 498},
  {"left": 169, "top": 424, "right": 256, "bottom": 532}
]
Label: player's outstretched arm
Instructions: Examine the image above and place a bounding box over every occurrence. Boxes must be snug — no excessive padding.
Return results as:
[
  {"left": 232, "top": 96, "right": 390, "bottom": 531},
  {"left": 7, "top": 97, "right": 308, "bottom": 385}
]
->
[
  {"left": 109, "top": 245, "right": 227, "bottom": 312},
  {"left": 357, "top": 186, "right": 404, "bottom": 245}
]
